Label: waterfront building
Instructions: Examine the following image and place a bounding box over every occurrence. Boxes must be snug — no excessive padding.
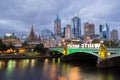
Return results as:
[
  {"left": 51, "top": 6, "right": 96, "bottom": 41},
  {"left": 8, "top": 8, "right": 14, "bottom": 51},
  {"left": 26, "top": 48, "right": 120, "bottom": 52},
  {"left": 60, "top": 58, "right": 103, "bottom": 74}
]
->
[
  {"left": 99, "top": 23, "right": 109, "bottom": 40},
  {"left": 110, "top": 29, "right": 118, "bottom": 41},
  {"left": 72, "top": 14, "right": 81, "bottom": 39},
  {"left": 54, "top": 14, "right": 61, "bottom": 37},
  {"left": 84, "top": 22, "right": 95, "bottom": 40},
  {"left": 65, "top": 24, "right": 71, "bottom": 39},
  {"left": 3, "top": 33, "right": 26, "bottom": 53},
  {"left": 4, "top": 33, "right": 21, "bottom": 45}
]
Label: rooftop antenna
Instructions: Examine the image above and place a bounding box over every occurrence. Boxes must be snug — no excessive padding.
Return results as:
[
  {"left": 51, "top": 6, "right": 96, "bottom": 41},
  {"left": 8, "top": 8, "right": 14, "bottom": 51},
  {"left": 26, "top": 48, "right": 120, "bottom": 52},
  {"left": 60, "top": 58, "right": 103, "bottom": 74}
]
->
[{"left": 74, "top": 12, "right": 78, "bottom": 17}]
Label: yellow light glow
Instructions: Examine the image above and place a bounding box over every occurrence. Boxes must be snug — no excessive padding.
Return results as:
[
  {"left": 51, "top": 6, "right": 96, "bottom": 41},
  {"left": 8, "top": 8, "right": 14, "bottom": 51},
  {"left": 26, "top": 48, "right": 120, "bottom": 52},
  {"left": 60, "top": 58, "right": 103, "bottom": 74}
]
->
[{"left": 107, "top": 52, "right": 111, "bottom": 56}]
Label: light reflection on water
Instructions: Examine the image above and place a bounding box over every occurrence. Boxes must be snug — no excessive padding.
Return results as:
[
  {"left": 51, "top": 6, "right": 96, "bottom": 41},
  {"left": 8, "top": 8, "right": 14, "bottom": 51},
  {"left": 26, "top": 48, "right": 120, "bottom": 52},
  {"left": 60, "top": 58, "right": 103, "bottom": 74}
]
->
[{"left": 0, "top": 58, "right": 119, "bottom": 80}]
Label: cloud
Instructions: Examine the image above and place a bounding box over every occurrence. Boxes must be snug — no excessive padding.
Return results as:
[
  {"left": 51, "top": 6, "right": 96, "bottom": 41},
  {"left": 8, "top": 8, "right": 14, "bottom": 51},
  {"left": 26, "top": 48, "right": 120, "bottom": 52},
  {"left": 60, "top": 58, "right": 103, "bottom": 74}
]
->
[{"left": 0, "top": 0, "right": 120, "bottom": 38}]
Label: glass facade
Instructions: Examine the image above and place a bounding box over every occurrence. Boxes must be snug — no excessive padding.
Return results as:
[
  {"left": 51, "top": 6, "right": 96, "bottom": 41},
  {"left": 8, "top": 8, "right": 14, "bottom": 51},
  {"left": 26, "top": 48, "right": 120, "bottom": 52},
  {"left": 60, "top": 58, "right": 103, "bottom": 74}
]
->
[
  {"left": 99, "top": 23, "right": 109, "bottom": 40},
  {"left": 61, "top": 28, "right": 65, "bottom": 38},
  {"left": 72, "top": 16, "right": 81, "bottom": 38}
]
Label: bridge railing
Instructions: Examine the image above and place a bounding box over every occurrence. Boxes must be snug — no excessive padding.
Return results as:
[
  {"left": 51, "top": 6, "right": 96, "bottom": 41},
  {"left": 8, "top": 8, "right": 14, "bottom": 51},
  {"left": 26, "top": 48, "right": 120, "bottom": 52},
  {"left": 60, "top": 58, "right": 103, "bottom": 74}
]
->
[
  {"left": 49, "top": 47, "right": 120, "bottom": 56},
  {"left": 107, "top": 48, "right": 120, "bottom": 53}
]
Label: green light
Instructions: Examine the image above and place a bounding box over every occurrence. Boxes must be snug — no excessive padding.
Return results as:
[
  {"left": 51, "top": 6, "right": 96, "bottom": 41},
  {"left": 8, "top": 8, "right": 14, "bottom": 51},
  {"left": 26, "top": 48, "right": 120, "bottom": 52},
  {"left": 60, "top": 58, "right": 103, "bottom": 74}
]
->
[
  {"left": 58, "top": 58, "right": 60, "bottom": 63},
  {"left": 52, "top": 58, "right": 55, "bottom": 64},
  {"left": 108, "top": 74, "right": 113, "bottom": 80}
]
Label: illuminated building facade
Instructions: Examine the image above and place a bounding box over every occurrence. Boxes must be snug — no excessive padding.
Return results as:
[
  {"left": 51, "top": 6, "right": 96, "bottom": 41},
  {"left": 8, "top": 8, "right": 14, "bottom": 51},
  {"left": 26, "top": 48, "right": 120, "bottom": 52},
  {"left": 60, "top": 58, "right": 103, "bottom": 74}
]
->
[
  {"left": 110, "top": 29, "right": 118, "bottom": 41},
  {"left": 41, "top": 29, "right": 56, "bottom": 47},
  {"left": 84, "top": 22, "right": 95, "bottom": 40},
  {"left": 4, "top": 33, "right": 21, "bottom": 45},
  {"left": 65, "top": 24, "right": 71, "bottom": 39},
  {"left": 61, "top": 27, "right": 65, "bottom": 38},
  {"left": 54, "top": 14, "right": 61, "bottom": 37}
]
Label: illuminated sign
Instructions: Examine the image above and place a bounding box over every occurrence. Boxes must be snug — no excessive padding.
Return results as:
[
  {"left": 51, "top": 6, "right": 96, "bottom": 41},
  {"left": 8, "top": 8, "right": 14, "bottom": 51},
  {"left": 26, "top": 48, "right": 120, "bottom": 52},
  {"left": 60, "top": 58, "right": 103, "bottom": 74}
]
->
[
  {"left": 67, "top": 43, "right": 100, "bottom": 48},
  {"left": 67, "top": 44, "right": 80, "bottom": 48}
]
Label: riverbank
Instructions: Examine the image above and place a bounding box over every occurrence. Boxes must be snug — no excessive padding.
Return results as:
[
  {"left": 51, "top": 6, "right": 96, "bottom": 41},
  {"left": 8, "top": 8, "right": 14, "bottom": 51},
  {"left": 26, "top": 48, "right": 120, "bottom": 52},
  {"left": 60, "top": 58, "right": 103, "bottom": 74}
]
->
[
  {"left": 0, "top": 54, "right": 45, "bottom": 60},
  {"left": 0, "top": 53, "right": 61, "bottom": 60}
]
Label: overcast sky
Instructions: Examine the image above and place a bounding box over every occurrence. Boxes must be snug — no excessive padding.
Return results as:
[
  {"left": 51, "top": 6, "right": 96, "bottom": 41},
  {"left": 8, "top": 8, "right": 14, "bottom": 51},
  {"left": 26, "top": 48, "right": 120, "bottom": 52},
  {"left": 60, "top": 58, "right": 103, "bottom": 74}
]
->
[{"left": 0, "top": 0, "right": 120, "bottom": 38}]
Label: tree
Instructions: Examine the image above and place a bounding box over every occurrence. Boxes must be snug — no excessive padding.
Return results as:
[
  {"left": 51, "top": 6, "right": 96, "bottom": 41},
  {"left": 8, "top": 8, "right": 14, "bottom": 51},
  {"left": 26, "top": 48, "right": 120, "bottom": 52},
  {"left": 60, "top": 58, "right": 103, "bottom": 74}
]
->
[
  {"left": 103, "top": 40, "right": 110, "bottom": 47},
  {"left": 34, "top": 44, "right": 45, "bottom": 54},
  {"left": 0, "top": 39, "right": 8, "bottom": 53},
  {"left": 22, "top": 41, "right": 28, "bottom": 49},
  {"left": 92, "top": 39, "right": 100, "bottom": 43},
  {"left": 1, "top": 44, "right": 8, "bottom": 53},
  {"left": 103, "top": 40, "right": 119, "bottom": 48},
  {"left": 8, "top": 42, "right": 15, "bottom": 53}
]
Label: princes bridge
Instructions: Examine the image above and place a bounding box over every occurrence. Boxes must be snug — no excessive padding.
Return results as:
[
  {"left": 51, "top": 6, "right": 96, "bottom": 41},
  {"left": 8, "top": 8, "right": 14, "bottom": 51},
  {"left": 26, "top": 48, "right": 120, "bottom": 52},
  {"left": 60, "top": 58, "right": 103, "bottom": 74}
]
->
[{"left": 49, "top": 43, "right": 120, "bottom": 68}]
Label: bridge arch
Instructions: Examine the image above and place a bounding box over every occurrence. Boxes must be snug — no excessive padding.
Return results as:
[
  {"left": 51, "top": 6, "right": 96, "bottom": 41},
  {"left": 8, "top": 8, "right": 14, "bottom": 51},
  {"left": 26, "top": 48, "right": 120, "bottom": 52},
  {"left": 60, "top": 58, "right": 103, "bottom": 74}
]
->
[
  {"left": 107, "top": 54, "right": 120, "bottom": 59},
  {"left": 49, "top": 48, "right": 100, "bottom": 58},
  {"left": 68, "top": 51, "right": 99, "bottom": 57},
  {"left": 49, "top": 50, "right": 63, "bottom": 58}
]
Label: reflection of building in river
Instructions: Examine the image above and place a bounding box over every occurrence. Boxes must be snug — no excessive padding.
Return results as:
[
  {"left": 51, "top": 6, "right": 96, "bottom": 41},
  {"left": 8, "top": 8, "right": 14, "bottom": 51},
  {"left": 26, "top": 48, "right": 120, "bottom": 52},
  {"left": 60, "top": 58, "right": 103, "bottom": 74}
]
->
[{"left": 68, "top": 67, "right": 82, "bottom": 80}]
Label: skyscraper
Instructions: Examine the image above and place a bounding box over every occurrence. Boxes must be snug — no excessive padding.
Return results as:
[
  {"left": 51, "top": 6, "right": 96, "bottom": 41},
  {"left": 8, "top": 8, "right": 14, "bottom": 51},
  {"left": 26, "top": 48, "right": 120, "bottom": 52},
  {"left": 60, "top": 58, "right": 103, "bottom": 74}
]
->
[
  {"left": 65, "top": 24, "right": 71, "bottom": 39},
  {"left": 72, "top": 15, "right": 81, "bottom": 39},
  {"left": 54, "top": 14, "right": 61, "bottom": 37},
  {"left": 99, "top": 23, "right": 109, "bottom": 40},
  {"left": 61, "top": 27, "right": 65, "bottom": 38},
  {"left": 84, "top": 22, "right": 95, "bottom": 40},
  {"left": 110, "top": 29, "right": 118, "bottom": 41}
]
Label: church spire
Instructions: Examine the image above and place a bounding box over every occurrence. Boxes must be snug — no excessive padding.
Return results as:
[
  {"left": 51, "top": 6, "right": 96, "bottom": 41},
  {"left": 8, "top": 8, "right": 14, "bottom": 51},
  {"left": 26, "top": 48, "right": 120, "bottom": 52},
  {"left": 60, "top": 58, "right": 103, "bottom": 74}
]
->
[
  {"left": 55, "top": 14, "right": 61, "bottom": 21},
  {"left": 29, "top": 25, "right": 35, "bottom": 42},
  {"left": 38, "top": 34, "right": 41, "bottom": 43}
]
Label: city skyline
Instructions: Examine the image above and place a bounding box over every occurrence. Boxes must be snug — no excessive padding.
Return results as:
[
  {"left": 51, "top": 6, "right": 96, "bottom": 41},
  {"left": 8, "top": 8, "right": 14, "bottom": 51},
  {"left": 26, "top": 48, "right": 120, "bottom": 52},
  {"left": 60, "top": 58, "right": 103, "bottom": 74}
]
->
[{"left": 0, "top": 0, "right": 120, "bottom": 38}]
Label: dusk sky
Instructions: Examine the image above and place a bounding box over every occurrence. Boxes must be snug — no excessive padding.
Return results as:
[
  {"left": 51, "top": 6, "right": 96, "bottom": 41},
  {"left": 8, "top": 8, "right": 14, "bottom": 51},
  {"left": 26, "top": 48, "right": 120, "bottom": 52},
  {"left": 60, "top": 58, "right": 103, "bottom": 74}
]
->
[{"left": 0, "top": 0, "right": 120, "bottom": 38}]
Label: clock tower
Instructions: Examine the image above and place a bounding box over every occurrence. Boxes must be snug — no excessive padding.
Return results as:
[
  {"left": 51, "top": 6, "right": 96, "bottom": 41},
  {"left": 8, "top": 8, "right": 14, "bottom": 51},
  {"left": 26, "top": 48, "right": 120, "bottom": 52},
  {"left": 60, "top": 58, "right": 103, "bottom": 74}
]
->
[{"left": 54, "top": 14, "right": 61, "bottom": 37}]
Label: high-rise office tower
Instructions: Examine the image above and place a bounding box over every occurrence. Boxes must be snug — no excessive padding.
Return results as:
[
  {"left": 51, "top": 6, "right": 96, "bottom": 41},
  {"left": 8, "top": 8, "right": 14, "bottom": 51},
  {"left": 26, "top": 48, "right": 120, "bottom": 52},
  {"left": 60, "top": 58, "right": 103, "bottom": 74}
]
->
[
  {"left": 99, "top": 23, "right": 109, "bottom": 40},
  {"left": 72, "top": 14, "right": 81, "bottom": 39},
  {"left": 54, "top": 14, "right": 61, "bottom": 37},
  {"left": 65, "top": 24, "right": 71, "bottom": 39},
  {"left": 61, "top": 27, "right": 65, "bottom": 38},
  {"left": 110, "top": 29, "right": 118, "bottom": 41},
  {"left": 84, "top": 22, "right": 95, "bottom": 40}
]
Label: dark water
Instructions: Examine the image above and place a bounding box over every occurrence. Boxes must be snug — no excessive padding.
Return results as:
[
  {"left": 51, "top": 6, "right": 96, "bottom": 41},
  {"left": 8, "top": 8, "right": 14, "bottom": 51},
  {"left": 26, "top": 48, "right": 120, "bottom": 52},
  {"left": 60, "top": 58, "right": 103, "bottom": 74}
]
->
[{"left": 0, "top": 58, "right": 120, "bottom": 80}]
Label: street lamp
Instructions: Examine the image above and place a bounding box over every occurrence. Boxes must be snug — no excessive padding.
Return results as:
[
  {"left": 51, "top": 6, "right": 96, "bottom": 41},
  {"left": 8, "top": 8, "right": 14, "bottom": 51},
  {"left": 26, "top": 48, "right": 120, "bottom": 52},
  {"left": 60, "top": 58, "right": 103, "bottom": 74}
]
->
[
  {"left": 100, "top": 40, "right": 104, "bottom": 44},
  {"left": 61, "top": 39, "right": 65, "bottom": 47}
]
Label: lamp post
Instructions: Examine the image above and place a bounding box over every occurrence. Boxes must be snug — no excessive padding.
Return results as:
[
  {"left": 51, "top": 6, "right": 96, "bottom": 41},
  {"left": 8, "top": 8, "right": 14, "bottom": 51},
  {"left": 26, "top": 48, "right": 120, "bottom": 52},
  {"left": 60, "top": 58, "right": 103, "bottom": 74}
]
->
[
  {"left": 61, "top": 39, "right": 65, "bottom": 48},
  {"left": 100, "top": 40, "right": 104, "bottom": 44}
]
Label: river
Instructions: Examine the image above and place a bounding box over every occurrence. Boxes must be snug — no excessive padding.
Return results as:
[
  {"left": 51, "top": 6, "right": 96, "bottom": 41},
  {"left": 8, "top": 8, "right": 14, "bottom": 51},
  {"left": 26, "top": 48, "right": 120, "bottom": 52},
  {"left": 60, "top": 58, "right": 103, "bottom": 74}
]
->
[{"left": 0, "top": 58, "right": 119, "bottom": 80}]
